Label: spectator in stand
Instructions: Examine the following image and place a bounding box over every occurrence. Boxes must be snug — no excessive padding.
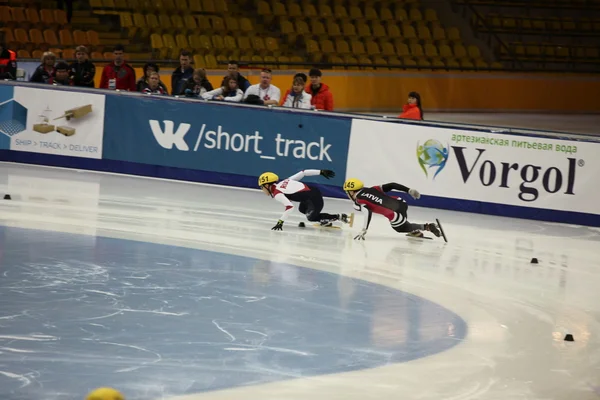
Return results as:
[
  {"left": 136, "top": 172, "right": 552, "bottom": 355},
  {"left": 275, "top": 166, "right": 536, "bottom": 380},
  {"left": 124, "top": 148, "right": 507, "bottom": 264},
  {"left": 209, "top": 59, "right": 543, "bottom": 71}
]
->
[
  {"left": 99, "top": 44, "right": 136, "bottom": 91},
  {"left": 142, "top": 72, "right": 168, "bottom": 95},
  {"left": 202, "top": 73, "right": 243, "bottom": 102},
  {"left": 243, "top": 68, "right": 280, "bottom": 106},
  {"left": 282, "top": 76, "right": 312, "bottom": 109},
  {"left": 171, "top": 50, "right": 194, "bottom": 96},
  {"left": 183, "top": 68, "right": 213, "bottom": 98},
  {"left": 398, "top": 91, "right": 423, "bottom": 120},
  {"left": 280, "top": 72, "right": 307, "bottom": 106},
  {"left": 30, "top": 52, "right": 57, "bottom": 84},
  {"left": 225, "top": 60, "right": 251, "bottom": 92},
  {"left": 0, "top": 31, "right": 17, "bottom": 80},
  {"left": 69, "top": 45, "right": 95, "bottom": 88},
  {"left": 307, "top": 68, "right": 333, "bottom": 111},
  {"left": 137, "top": 62, "right": 168, "bottom": 93},
  {"left": 49, "top": 62, "right": 73, "bottom": 85}
]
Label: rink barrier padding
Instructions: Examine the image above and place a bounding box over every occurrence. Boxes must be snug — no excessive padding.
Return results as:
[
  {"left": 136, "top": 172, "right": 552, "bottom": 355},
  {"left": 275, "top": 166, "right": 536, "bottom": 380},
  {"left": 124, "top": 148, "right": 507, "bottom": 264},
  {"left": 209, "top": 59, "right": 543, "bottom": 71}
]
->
[{"left": 0, "top": 82, "right": 599, "bottom": 227}]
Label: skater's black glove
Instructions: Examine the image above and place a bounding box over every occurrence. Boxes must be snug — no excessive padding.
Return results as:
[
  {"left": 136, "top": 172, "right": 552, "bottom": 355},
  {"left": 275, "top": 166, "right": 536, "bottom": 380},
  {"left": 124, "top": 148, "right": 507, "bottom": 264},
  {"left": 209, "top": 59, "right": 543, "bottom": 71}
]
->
[
  {"left": 271, "top": 220, "right": 284, "bottom": 231},
  {"left": 320, "top": 169, "right": 335, "bottom": 179}
]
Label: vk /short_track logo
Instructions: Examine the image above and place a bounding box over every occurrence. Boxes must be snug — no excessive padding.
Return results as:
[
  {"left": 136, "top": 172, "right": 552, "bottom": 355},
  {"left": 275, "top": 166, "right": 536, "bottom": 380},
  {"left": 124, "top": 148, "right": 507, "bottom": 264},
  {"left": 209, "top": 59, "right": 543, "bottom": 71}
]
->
[{"left": 416, "top": 139, "right": 449, "bottom": 179}]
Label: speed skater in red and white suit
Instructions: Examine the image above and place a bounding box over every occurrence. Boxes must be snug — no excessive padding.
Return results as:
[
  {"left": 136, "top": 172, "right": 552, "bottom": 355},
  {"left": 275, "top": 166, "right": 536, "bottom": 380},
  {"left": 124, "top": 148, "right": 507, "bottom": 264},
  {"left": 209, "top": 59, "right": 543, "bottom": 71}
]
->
[{"left": 258, "top": 169, "right": 352, "bottom": 231}]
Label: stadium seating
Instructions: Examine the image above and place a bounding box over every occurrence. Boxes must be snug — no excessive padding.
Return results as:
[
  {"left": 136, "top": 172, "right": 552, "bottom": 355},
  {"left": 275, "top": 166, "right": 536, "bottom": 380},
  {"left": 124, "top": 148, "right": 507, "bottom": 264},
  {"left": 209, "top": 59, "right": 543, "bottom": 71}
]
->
[{"left": 454, "top": 0, "right": 600, "bottom": 70}]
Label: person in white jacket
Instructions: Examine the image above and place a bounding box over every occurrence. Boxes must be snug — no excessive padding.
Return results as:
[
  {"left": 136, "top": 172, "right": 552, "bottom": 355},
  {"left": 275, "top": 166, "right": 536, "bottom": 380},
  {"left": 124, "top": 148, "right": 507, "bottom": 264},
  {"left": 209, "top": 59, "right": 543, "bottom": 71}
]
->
[
  {"left": 282, "top": 76, "right": 312, "bottom": 109},
  {"left": 202, "top": 73, "right": 243, "bottom": 102}
]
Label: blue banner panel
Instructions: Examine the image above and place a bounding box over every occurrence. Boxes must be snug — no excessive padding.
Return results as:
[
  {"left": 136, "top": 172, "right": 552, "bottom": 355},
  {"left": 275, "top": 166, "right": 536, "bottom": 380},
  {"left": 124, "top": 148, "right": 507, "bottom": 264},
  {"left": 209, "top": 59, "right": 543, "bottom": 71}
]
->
[{"left": 103, "top": 96, "right": 351, "bottom": 187}]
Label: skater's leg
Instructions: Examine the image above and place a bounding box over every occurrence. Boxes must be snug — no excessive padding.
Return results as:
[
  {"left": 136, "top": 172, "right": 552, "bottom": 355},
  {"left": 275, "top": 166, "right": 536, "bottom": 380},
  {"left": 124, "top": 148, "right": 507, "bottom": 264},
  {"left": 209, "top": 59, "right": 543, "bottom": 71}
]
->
[{"left": 305, "top": 188, "right": 340, "bottom": 223}]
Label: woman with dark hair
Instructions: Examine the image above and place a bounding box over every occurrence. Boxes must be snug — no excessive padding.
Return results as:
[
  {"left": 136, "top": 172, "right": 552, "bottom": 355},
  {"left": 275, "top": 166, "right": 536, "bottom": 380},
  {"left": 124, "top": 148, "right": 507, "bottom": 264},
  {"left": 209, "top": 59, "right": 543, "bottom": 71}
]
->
[
  {"left": 398, "top": 91, "right": 423, "bottom": 120},
  {"left": 137, "top": 62, "right": 168, "bottom": 93},
  {"left": 202, "top": 73, "right": 243, "bottom": 102}
]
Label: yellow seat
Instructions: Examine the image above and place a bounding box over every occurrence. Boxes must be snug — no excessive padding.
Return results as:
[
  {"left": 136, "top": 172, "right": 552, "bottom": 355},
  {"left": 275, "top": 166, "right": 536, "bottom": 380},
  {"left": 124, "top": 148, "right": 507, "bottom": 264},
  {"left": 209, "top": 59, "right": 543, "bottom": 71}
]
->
[
  {"left": 380, "top": 6, "right": 393, "bottom": 21},
  {"left": 295, "top": 19, "right": 310, "bottom": 35},
  {"left": 342, "top": 22, "right": 356, "bottom": 37},
  {"left": 425, "top": 8, "right": 438, "bottom": 21},
  {"left": 162, "top": 33, "right": 176, "bottom": 48},
  {"left": 365, "top": 40, "right": 380, "bottom": 55},
  {"left": 318, "top": 4, "right": 333, "bottom": 19},
  {"left": 0, "top": 27, "right": 14, "bottom": 43},
  {"left": 272, "top": 2, "right": 286, "bottom": 17},
  {"left": 447, "top": 27, "right": 461, "bottom": 42},
  {"left": 265, "top": 37, "right": 279, "bottom": 52},
  {"left": 26, "top": 8, "right": 41, "bottom": 25},
  {"left": 264, "top": 55, "right": 277, "bottom": 68},
  {"left": 410, "top": 43, "right": 424, "bottom": 57},
  {"left": 394, "top": 5, "right": 408, "bottom": 21},
  {"left": 358, "top": 55, "right": 373, "bottom": 70},
  {"left": 335, "top": 39, "right": 351, "bottom": 55},
  {"left": 29, "top": 28, "right": 44, "bottom": 45},
  {"left": 386, "top": 22, "right": 401, "bottom": 38},
  {"left": 205, "top": 54, "right": 218, "bottom": 68},
  {"left": 475, "top": 59, "right": 488, "bottom": 68},
  {"left": 357, "top": 22, "right": 371, "bottom": 37},
  {"left": 446, "top": 58, "right": 460, "bottom": 68},
  {"left": 211, "top": 16, "right": 226, "bottom": 31},
  {"left": 402, "top": 24, "right": 417, "bottom": 40},
  {"left": 432, "top": 26, "right": 446, "bottom": 42},
  {"left": 277, "top": 55, "right": 290, "bottom": 69},
  {"left": 439, "top": 44, "right": 453, "bottom": 58},
  {"left": 467, "top": 45, "right": 481, "bottom": 59},
  {"left": 333, "top": 5, "right": 348, "bottom": 19},
  {"left": 150, "top": 33, "right": 163, "bottom": 49},
  {"left": 328, "top": 54, "right": 345, "bottom": 70},
  {"left": 11, "top": 7, "right": 26, "bottom": 23},
  {"left": 40, "top": 9, "right": 55, "bottom": 25},
  {"left": 214, "top": 0, "right": 228, "bottom": 12},
  {"left": 194, "top": 54, "right": 207, "bottom": 68},
  {"left": 202, "top": 0, "right": 216, "bottom": 13},
  {"left": 395, "top": 41, "right": 410, "bottom": 57},
  {"left": 311, "top": 20, "right": 326, "bottom": 36},
  {"left": 409, "top": 8, "right": 422, "bottom": 21},
  {"left": 320, "top": 39, "right": 334, "bottom": 54},
  {"left": 257, "top": 0, "right": 271, "bottom": 16},
  {"left": 306, "top": 39, "right": 320, "bottom": 53},
  {"left": 460, "top": 59, "right": 474, "bottom": 68},
  {"left": 364, "top": 6, "right": 378, "bottom": 20},
  {"left": 197, "top": 16, "right": 211, "bottom": 31},
  {"left": 224, "top": 35, "right": 237, "bottom": 51},
  {"left": 425, "top": 43, "right": 439, "bottom": 58},
  {"left": 159, "top": 14, "right": 172, "bottom": 31},
  {"left": 237, "top": 36, "right": 251, "bottom": 51},
  {"left": 327, "top": 21, "right": 342, "bottom": 37},
  {"left": 43, "top": 29, "right": 59, "bottom": 46},
  {"left": 54, "top": 9, "right": 68, "bottom": 25},
  {"left": 351, "top": 40, "right": 366, "bottom": 55},
  {"left": 251, "top": 36, "right": 266, "bottom": 52},
  {"left": 418, "top": 26, "right": 432, "bottom": 41},
  {"left": 32, "top": 49, "right": 44, "bottom": 59},
  {"left": 288, "top": 3, "right": 302, "bottom": 18},
  {"left": 349, "top": 6, "right": 362, "bottom": 19},
  {"left": 62, "top": 48, "right": 75, "bottom": 59},
  {"left": 171, "top": 15, "right": 185, "bottom": 31},
  {"left": 183, "top": 15, "right": 197, "bottom": 30},
  {"left": 251, "top": 55, "right": 264, "bottom": 63},
  {"left": 304, "top": 3, "right": 317, "bottom": 17},
  {"left": 372, "top": 22, "right": 386, "bottom": 38},
  {"left": 280, "top": 19, "right": 294, "bottom": 35},
  {"left": 240, "top": 17, "right": 253, "bottom": 32},
  {"left": 381, "top": 41, "right": 395, "bottom": 56},
  {"left": 17, "top": 49, "right": 31, "bottom": 58},
  {"left": 176, "top": 34, "right": 190, "bottom": 49},
  {"left": 58, "top": 29, "right": 73, "bottom": 46},
  {"left": 453, "top": 44, "right": 467, "bottom": 58}
]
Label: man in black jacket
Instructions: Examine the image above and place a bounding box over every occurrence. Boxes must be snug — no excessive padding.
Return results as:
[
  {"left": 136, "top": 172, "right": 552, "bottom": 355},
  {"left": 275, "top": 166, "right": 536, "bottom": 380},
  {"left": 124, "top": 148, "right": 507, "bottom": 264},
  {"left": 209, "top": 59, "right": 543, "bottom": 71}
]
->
[
  {"left": 69, "top": 46, "right": 95, "bottom": 88},
  {"left": 171, "top": 50, "right": 194, "bottom": 96}
]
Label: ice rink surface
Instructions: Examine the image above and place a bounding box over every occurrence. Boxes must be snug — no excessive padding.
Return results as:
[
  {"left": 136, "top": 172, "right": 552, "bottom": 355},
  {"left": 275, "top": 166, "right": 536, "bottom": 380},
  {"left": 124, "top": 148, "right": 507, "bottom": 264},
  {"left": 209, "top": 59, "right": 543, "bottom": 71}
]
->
[{"left": 0, "top": 163, "right": 599, "bottom": 400}]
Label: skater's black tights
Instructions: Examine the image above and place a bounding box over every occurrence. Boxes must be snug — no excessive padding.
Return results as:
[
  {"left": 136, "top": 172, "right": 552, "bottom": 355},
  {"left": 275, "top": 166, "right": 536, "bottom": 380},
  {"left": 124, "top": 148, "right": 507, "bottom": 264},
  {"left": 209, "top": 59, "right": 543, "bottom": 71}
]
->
[{"left": 392, "top": 221, "right": 425, "bottom": 233}]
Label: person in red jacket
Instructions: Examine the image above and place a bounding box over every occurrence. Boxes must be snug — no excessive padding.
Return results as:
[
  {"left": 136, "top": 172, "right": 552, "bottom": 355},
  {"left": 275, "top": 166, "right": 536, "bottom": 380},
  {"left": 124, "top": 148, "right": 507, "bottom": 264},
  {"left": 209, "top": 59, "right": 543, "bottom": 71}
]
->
[
  {"left": 0, "top": 31, "right": 17, "bottom": 80},
  {"left": 398, "top": 91, "right": 423, "bottom": 120},
  {"left": 99, "top": 44, "right": 136, "bottom": 91},
  {"left": 306, "top": 68, "right": 333, "bottom": 111}
]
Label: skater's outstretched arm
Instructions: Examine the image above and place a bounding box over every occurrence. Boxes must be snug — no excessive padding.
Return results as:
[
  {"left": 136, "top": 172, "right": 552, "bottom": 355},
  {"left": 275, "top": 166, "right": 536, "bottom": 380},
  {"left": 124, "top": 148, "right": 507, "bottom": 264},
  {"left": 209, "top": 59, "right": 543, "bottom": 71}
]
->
[
  {"left": 380, "top": 182, "right": 420, "bottom": 200},
  {"left": 354, "top": 205, "right": 372, "bottom": 240},
  {"left": 288, "top": 169, "right": 335, "bottom": 181},
  {"left": 270, "top": 193, "right": 294, "bottom": 231}
]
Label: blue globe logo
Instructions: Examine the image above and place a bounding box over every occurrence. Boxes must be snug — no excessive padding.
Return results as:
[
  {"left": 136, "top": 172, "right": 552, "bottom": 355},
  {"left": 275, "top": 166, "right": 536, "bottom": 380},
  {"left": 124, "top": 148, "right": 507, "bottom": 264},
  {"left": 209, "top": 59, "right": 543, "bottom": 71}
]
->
[{"left": 416, "top": 139, "right": 449, "bottom": 179}]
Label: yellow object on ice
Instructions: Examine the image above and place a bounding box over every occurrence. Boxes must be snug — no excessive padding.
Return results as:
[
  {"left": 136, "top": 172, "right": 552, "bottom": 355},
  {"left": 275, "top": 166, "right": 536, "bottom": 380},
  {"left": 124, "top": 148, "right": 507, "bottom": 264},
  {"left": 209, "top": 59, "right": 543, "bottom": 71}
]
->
[
  {"left": 258, "top": 172, "right": 279, "bottom": 186},
  {"left": 85, "top": 387, "right": 125, "bottom": 400},
  {"left": 343, "top": 178, "right": 364, "bottom": 191}
]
